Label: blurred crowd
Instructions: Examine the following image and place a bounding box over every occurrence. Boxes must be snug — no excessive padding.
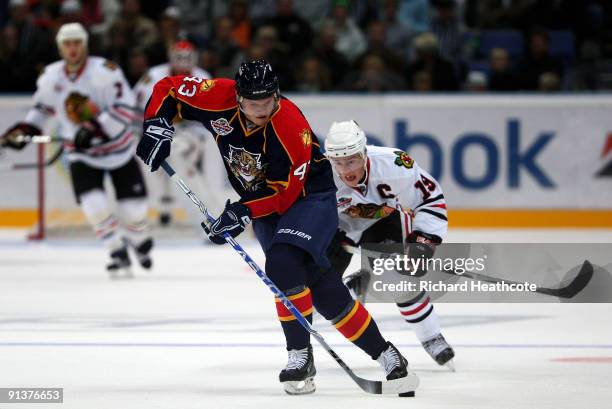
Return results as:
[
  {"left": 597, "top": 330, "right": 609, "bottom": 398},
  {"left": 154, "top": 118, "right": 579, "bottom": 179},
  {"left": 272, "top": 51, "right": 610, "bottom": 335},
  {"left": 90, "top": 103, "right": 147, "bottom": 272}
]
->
[{"left": 1, "top": 0, "right": 612, "bottom": 93}]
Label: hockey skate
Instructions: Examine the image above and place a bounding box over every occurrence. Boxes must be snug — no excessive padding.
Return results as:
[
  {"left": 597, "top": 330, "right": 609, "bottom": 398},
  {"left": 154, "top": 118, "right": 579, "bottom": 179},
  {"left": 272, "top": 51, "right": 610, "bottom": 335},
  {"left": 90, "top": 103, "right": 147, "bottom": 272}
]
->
[
  {"left": 342, "top": 269, "right": 370, "bottom": 303},
  {"left": 376, "top": 341, "right": 417, "bottom": 397},
  {"left": 422, "top": 333, "right": 455, "bottom": 371},
  {"left": 133, "top": 238, "right": 154, "bottom": 270},
  {"left": 106, "top": 247, "right": 133, "bottom": 279},
  {"left": 279, "top": 345, "right": 316, "bottom": 395}
]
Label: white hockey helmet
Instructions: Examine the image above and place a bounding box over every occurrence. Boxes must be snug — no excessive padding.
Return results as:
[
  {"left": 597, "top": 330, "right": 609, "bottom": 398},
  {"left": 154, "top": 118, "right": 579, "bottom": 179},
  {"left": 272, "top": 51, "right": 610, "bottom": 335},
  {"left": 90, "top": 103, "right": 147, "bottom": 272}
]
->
[
  {"left": 325, "top": 120, "right": 367, "bottom": 158},
  {"left": 56, "top": 22, "right": 88, "bottom": 47}
]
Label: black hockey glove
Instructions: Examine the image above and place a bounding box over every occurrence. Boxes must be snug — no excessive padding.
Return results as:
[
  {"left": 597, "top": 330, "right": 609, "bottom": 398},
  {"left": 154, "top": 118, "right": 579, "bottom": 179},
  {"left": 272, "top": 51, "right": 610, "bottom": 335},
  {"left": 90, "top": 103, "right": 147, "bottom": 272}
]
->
[
  {"left": 0, "top": 123, "right": 42, "bottom": 150},
  {"left": 202, "top": 200, "right": 251, "bottom": 245},
  {"left": 74, "top": 120, "right": 108, "bottom": 151},
  {"left": 137, "top": 117, "right": 174, "bottom": 171},
  {"left": 403, "top": 230, "right": 442, "bottom": 277}
]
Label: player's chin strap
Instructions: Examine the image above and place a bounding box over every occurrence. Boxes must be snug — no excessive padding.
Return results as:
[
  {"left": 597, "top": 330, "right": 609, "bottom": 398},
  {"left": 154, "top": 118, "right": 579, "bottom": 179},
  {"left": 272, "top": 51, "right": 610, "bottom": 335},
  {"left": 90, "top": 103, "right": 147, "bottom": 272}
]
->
[{"left": 160, "top": 160, "right": 418, "bottom": 396}]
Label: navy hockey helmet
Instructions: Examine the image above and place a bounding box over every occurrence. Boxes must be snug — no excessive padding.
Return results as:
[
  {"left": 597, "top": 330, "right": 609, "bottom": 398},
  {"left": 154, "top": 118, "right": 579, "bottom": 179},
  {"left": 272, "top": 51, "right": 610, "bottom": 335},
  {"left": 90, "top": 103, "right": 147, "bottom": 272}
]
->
[{"left": 235, "top": 59, "right": 279, "bottom": 100}]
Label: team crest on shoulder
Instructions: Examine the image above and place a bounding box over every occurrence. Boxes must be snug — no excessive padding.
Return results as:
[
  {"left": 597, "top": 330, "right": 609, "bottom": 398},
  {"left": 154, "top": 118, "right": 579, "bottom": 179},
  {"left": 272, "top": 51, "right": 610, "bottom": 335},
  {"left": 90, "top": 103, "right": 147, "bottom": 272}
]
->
[
  {"left": 200, "top": 79, "right": 215, "bottom": 92},
  {"left": 223, "top": 145, "right": 266, "bottom": 191},
  {"left": 103, "top": 60, "right": 118, "bottom": 70},
  {"left": 211, "top": 118, "right": 234, "bottom": 135},
  {"left": 300, "top": 129, "right": 312, "bottom": 147},
  {"left": 393, "top": 150, "right": 414, "bottom": 169}
]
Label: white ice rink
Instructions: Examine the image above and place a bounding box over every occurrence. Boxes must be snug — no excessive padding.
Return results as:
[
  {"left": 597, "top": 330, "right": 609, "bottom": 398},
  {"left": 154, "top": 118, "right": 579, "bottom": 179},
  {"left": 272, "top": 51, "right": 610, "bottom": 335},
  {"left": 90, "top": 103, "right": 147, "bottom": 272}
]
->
[{"left": 1, "top": 229, "right": 611, "bottom": 409}]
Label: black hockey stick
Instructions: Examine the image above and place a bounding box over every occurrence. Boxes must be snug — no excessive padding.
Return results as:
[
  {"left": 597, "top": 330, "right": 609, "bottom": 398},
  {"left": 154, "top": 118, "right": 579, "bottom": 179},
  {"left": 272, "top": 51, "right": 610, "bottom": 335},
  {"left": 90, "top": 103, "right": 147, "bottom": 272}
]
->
[
  {"left": 0, "top": 144, "right": 64, "bottom": 171},
  {"left": 343, "top": 245, "right": 594, "bottom": 299},
  {"left": 161, "top": 160, "right": 419, "bottom": 395}
]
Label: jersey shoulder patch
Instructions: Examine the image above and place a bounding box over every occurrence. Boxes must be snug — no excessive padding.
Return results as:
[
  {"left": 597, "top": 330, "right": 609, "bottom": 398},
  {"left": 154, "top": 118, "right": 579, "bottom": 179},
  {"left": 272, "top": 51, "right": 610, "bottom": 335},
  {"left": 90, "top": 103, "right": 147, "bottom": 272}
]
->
[
  {"left": 392, "top": 150, "right": 414, "bottom": 169},
  {"left": 103, "top": 60, "right": 119, "bottom": 71}
]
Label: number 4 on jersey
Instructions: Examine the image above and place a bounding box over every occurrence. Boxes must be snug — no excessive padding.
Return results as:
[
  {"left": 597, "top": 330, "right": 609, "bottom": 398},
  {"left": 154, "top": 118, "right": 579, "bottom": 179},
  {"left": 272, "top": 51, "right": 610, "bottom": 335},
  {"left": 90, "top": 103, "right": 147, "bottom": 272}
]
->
[{"left": 293, "top": 161, "right": 311, "bottom": 180}]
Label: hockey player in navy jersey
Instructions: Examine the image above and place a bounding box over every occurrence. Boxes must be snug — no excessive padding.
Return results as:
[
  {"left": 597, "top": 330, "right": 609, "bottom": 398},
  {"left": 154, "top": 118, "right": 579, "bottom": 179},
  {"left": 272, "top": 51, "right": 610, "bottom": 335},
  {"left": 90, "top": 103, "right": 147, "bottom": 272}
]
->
[
  {"left": 324, "top": 120, "right": 455, "bottom": 368},
  {"left": 136, "top": 59, "right": 417, "bottom": 394}
]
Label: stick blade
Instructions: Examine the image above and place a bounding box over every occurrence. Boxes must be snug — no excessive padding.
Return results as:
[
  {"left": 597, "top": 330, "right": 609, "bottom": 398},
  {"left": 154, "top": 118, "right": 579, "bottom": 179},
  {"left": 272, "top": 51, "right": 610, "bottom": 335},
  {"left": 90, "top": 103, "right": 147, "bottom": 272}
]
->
[{"left": 556, "top": 260, "right": 594, "bottom": 299}]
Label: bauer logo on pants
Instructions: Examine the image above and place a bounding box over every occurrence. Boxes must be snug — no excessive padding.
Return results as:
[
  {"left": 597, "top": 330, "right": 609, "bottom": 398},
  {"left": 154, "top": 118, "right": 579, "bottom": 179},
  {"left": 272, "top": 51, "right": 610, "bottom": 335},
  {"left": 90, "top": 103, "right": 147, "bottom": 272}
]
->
[{"left": 277, "top": 229, "right": 312, "bottom": 241}]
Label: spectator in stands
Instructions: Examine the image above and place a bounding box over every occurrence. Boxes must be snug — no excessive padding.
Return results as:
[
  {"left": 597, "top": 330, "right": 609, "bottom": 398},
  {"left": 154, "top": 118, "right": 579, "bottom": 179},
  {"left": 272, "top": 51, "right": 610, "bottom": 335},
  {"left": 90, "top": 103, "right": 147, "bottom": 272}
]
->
[
  {"left": 127, "top": 47, "right": 149, "bottom": 86},
  {"left": 488, "top": 47, "right": 518, "bottom": 91},
  {"left": 464, "top": 0, "right": 532, "bottom": 30},
  {"left": 517, "top": 28, "right": 564, "bottom": 90},
  {"left": 0, "top": 24, "right": 37, "bottom": 91},
  {"left": 229, "top": 0, "right": 252, "bottom": 50},
  {"left": 106, "top": 0, "right": 158, "bottom": 63},
  {"left": 342, "top": 53, "right": 406, "bottom": 92},
  {"left": 430, "top": 0, "right": 464, "bottom": 63},
  {"left": 381, "top": 0, "right": 416, "bottom": 60},
  {"left": 311, "top": 22, "right": 350, "bottom": 89},
  {"left": 199, "top": 47, "right": 222, "bottom": 78},
  {"left": 538, "top": 72, "right": 561, "bottom": 92},
  {"left": 412, "top": 70, "right": 433, "bottom": 91},
  {"left": 464, "top": 70, "right": 488, "bottom": 92},
  {"left": 291, "top": 0, "right": 332, "bottom": 30},
  {"left": 397, "top": 0, "right": 430, "bottom": 33},
  {"left": 247, "top": 25, "right": 293, "bottom": 89},
  {"left": 327, "top": 0, "right": 367, "bottom": 63},
  {"left": 405, "top": 32, "right": 459, "bottom": 91},
  {"left": 3, "top": 0, "right": 55, "bottom": 90},
  {"left": 293, "top": 55, "right": 332, "bottom": 92},
  {"left": 209, "top": 16, "right": 243, "bottom": 78},
  {"left": 262, "top": 0, "right": 313, "bottom": 56},
  {"left": 145, "top": 6, "right": 184, "bottom": 67},
  {"left": 58, "top": 0, "right": 84, "bottom": 25},
  {"left": 354, "top": 20, "right": 405, "bottom": 75}
]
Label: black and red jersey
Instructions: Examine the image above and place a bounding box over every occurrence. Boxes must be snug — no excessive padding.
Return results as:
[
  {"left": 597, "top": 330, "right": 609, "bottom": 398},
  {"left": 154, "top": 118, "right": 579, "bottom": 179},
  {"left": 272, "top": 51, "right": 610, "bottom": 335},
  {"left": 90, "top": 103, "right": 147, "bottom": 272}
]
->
[{"left": 144, "top": 76, "right": 335, "bottom": 218}]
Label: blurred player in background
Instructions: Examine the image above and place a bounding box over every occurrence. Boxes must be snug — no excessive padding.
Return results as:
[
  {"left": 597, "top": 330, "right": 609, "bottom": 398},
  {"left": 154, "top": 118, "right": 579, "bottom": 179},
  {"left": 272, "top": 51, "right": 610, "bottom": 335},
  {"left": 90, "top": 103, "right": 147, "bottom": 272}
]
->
[
  {"left": 135, "top": 59, "right": 417, "bottom": 395},
  {"left": 325, "top": 120, "right": 455, "bottom": 368},
  {"left": 0, "top": 23, "right": 153, "bottom": 278},
  {"left": 134, "top": 40, "right": 216, "bottom": 226}
]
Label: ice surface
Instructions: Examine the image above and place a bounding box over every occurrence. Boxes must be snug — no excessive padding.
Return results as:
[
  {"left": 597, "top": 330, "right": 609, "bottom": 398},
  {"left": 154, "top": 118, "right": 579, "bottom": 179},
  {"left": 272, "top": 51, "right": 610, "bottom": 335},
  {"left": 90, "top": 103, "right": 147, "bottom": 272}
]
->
[{"left": 0, "top": 230, "right": 611, "bottom": 408}]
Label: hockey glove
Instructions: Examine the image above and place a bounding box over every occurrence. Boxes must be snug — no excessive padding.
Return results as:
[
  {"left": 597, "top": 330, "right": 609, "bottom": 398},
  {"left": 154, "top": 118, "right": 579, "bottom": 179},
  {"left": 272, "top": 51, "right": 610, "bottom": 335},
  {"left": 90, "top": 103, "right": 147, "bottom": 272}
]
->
[
  {"left": 74, "top": 119, "right": 108, "bottom": 151},
  {"left": 0, "top": 123, "right": 42, "bottom": 150},
  {"left": 202, "top": 200, "right": 251, "bottom": 245},
  {"left": 403, "top": 230, "right": 442, "bottom": 277},
  {"left": 137, "top": 117, "right": 174, "bottom": 171}
]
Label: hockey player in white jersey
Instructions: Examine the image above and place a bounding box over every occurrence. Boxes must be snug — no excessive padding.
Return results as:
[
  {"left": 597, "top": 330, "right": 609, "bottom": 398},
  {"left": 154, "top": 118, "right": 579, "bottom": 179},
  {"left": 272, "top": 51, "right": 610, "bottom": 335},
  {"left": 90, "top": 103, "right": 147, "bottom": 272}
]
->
[
  {"left": 324, "top": 120, "right": 455, "bottom": 368},
  {"left": 0, "top": 23, "right": 153, "bottom": 278},
  {"left": 134, "top": 40, "right": 216, "bottom": 226}
]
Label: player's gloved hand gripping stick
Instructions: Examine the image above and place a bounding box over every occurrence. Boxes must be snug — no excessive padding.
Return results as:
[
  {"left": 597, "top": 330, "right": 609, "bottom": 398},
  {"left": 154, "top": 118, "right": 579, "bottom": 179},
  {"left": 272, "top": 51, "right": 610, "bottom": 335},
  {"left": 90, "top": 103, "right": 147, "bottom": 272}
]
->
[{"left": 160, "top": 160, "right": 419, "bottom": 395}]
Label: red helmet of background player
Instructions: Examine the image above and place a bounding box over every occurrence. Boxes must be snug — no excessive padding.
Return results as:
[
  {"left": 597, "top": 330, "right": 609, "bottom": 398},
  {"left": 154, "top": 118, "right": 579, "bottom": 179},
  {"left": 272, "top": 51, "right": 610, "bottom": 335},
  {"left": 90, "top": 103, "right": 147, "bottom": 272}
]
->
[{"left": 169, "top": 40, "right": 197, "bottom": 74}]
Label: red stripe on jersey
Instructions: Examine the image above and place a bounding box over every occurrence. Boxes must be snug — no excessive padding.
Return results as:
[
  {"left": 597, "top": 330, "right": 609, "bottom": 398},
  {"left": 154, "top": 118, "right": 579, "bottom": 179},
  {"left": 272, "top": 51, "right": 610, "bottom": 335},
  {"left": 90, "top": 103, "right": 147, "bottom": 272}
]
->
[
  {"left": 430, "top": 203, "right": 447, "bottom": 209},
  {"left": 113, "top": 107, "right": 140, "bottom": 122}
]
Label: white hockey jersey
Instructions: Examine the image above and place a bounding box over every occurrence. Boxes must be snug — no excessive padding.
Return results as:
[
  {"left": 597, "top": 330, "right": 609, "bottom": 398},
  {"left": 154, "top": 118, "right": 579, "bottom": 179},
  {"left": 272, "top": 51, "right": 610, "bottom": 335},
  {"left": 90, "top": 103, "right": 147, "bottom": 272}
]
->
[
  {"left": 335, "top": 145, "right": 448, "bottom": 243},
  {"left": 24, "top": 56, "right": 139, "bottom": 169}
]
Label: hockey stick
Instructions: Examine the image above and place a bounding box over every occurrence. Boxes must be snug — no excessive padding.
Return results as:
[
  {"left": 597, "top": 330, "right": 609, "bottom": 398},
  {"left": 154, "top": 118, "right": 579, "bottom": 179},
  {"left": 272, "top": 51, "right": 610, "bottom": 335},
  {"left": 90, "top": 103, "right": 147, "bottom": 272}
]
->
[
  {"left": 0, "top": 144, "right": 64, "bottom": 171},
  {"left": 344, "top": 244, "right": 593, "bottom": 299},
  {"left": 160, "top": 160, "right": 418, "bottom": 395}
]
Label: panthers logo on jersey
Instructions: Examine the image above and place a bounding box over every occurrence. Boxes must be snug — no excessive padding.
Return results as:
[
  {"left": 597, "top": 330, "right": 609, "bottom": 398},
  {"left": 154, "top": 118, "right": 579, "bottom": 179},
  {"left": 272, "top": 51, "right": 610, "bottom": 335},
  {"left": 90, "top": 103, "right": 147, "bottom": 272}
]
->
[
  {"left": 223, "top": 145, "right": 266, "bottom": 191},
  {"left": 393, "top": 150, "right": 414, "bottom": 169}
]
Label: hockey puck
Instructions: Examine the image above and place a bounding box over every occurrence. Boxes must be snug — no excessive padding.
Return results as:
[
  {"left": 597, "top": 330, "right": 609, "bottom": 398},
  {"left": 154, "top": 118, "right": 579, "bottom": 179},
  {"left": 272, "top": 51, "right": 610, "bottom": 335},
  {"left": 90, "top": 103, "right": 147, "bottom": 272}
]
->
[{"left": 399, "top": 391, "right": 415, "bottom": 397}]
